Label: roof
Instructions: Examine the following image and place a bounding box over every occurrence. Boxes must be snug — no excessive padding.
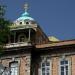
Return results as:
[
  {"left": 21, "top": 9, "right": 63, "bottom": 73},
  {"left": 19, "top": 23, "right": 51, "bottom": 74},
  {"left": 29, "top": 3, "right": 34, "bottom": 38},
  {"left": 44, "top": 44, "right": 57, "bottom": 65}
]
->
[
  {"left": 48, "top": 36, "right": 59, "bottom": 42},
  {"left": 16, "top": 11, "right": 34, "bottom": 21},
  {"left": 36, "top": 39, "right": 75, "bottom": 48}
]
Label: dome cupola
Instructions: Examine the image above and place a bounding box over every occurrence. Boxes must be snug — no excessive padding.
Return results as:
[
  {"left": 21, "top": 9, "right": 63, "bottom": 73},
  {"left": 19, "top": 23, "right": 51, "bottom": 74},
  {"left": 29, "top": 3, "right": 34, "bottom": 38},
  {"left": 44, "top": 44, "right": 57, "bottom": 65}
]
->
[
  {"left": 14, "top": 3, "right": 35, "bottom": 25},
  {"left": 17, "top": 11, "right": 34, "bottom": 21},
  {"left": 10, "top": 3, "right": 37, "bottom": 31}
]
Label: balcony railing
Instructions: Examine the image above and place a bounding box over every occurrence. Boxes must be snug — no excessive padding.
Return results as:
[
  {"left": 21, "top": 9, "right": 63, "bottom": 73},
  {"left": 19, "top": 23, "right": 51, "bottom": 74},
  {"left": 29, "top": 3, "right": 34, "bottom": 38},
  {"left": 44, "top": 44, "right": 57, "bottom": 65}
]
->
[
  {"left": 4, "top": 42, "right": 32, "bottom": 48},
  {"left": 9, "top": 24, "right": 37, "bottom": 31}
]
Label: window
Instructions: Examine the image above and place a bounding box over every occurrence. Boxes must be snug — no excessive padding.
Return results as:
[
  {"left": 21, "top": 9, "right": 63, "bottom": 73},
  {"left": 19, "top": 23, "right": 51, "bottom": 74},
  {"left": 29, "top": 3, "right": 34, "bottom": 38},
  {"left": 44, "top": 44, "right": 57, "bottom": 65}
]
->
[
  {"left": 2, "top": 67, "right": 11, "bottom": 75},
  {"left": 24, "top": 20, "right": 29, "bottom": 25},
  {"left": 19, "top": 36, "right": 25, "bottom": 42},
  {"left": 41, "top": 57, "right": 50, "bottom": 75},
  {"left": 26, "top": 22, "right": 29, "bottom": 24},
  {"left": 60, "top": 59, "right": 69, "bottom": 75},
  {"left": 18, "top": 34, "right": 27, "bottom": 42},
  {"left": 10, "top": 62, "right": 18, "bottom": 75},
  {"left": 20, "top": 22, "right": 22, "bottom": 24}
]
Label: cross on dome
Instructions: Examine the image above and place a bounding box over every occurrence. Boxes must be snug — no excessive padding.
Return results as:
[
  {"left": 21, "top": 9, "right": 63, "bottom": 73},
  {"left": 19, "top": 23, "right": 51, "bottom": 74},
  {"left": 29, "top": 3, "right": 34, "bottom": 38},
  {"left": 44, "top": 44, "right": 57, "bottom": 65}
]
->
[
  {"left": 15, "top": 3, "right": 34, "bottom": 21},
  {"left": 24, "top": 3, "right": 29, "bottom": 12}
]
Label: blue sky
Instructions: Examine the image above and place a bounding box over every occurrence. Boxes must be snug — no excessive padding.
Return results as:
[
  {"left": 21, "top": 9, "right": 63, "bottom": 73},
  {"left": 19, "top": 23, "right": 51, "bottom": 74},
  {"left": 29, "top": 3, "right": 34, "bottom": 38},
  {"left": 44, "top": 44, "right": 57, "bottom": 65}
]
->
[{"left": 0, "top": 0, "right": 75, "bottom": 40}]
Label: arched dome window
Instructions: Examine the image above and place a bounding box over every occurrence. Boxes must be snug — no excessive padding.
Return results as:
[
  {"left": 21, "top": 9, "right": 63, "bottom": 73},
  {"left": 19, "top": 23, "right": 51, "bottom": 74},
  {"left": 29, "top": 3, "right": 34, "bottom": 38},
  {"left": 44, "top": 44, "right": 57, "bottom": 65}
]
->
[
  {"left": 20, "top": 22, "right": 22, "bottom": 24},
  {"left": 24, "top": 20, "right": 30, "bottom": 25},
  {"left": 26, "top": 21, "right": 29, "bottom": 24},
  {"left": 18, "top": 34, "right": 27, "bottom": 42}
]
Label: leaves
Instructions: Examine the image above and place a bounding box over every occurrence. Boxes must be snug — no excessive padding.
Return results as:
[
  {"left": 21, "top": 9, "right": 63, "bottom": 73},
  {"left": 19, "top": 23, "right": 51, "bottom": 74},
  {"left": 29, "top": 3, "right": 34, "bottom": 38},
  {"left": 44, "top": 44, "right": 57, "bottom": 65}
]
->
[
  {"left": 0, "top": 18, "right": 10, "bottom": 44},
  {"left": 0, "top": 5, "right": 6, "bottom": 18},
  {"left": 0, "top": 5, "right": 11, "bottom": 54}
]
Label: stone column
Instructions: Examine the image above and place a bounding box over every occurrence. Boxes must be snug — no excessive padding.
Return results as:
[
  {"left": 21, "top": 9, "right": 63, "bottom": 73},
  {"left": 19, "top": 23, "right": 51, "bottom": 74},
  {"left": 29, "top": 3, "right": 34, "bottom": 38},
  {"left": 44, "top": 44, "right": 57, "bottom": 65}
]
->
[
  {"left": 28, "top": 29, "right": 31, "bottom": 42},
  {"left": 14, "top": 32, "right": 16, "bottom": 43}
]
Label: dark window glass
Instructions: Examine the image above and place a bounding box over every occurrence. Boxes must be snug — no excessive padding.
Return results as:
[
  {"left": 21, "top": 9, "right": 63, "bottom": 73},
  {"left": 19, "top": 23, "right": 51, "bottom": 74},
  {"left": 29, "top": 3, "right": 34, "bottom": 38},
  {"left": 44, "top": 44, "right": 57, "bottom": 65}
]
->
[
  {"left": 42, "top": 73, "right": 45, "bottom": 75},
  {"left": 46, "top": 62, "right": 50, "bottom": 66},
  {"left": 46, "top": 68, "right": 49, "bottom": 71},
  {"left": 61, "top": 72, "right": 64, "bottom": 75},
  {"left": 26, "top": 22, "right": 29, "bottom": 24},
  {"left": 61, "top": 66, "right": 64, "bottom": 71},
  {"left": 61, "top": 61, "right": 64, "bottom": 65},
  {"left": 65, "top": 60, "right": 68, "bottom": 64},
  {"left": 20, "top": 36, "right": 25, "bottom": 42},
  {"left": 47, "top": 73, "right": 49, "bottom": 75},
  {"left": 42, "top": 63, "right": 45, "bottom": 67},
  {"left": 65, "top": 66, "right": 68, "bottom": 71},
  {"left": 42, "top": 68, "right": 45, "bottom": 72},
  {"left": 66, "top": 71, "right": 68, "bottom": 75},
  {"left": 20, "top": 22, "right": 22, "bottom": 24}
]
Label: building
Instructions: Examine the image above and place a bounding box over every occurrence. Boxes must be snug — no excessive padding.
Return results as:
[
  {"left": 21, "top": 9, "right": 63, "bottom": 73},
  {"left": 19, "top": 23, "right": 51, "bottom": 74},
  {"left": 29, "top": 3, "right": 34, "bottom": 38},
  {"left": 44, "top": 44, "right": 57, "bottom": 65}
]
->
[{"left": 0, "top": 3, "right": 75, "bottom": 75}]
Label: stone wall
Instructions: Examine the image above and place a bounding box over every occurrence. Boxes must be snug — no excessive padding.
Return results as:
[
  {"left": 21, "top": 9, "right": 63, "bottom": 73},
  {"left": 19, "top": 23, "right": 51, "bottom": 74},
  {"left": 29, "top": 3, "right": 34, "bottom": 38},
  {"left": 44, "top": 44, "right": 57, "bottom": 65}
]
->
[{"left": 0, "top": 54, "right": 31, "bottom": 75}]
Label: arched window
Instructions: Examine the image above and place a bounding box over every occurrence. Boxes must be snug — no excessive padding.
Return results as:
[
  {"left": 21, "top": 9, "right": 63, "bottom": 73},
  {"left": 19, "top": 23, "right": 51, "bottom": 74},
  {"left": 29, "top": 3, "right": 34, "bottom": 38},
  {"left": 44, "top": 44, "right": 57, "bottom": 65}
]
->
[
  {"left": 18, "top": 34, "right": 27, "bottom": 42},
  {"left": 26, "top": 21, "right": 29, "bottom": 24},
  {"left": 24, "top": 20, "right": 30, "bottom": 25},
  {"left": 20, "top": 22, "right": 22, "bottom": 24}
]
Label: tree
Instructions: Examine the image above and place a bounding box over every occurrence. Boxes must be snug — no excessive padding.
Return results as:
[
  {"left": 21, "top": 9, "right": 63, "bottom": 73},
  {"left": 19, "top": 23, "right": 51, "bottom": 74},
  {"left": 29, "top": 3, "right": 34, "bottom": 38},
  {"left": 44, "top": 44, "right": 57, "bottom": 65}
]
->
[{"left": 0, "top": 5, "right": 11, "bottom": 52}]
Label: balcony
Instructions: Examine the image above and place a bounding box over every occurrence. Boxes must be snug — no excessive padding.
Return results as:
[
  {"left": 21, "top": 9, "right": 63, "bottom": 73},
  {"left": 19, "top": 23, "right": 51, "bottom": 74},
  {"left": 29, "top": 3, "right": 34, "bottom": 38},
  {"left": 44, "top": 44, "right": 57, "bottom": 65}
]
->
[
  {"left": 4, "top": 42, "right": 32, "bottom": 48},
  {"left": 9, "top": 24, "right": 37, "bottom": 31}
]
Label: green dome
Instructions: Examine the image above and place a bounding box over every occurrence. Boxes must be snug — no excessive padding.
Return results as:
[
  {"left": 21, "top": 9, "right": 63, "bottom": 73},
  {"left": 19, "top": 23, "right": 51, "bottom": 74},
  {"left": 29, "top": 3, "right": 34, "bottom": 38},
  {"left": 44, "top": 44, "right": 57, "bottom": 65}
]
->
[{"left": 17, "top": 11, "right": 34, "bottom": 21}]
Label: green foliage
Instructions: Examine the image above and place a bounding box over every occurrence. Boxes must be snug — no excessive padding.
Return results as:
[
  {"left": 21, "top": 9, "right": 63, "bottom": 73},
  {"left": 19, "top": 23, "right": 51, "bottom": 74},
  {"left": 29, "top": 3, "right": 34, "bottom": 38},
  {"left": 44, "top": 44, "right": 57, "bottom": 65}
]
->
[
  {"left": 0, "top": 18, "right": 11, "bottom": 54},
  {"left": 0, "top": 5, "right": 5, "bottom": 18},
  {"left": 0, "top": 18, "right": 10, "bottom": 44},
  {"left": 0, "top": 5, "right": 11, "bottom": 53}
]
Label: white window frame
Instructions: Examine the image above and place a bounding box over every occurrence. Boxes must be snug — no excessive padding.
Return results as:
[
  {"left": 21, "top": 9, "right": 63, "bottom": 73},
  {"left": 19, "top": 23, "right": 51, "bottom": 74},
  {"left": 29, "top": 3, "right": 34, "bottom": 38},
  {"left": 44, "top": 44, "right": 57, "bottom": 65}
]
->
[
  {"left": 59, "top": 58, "right": 71, "bottom": 75},
  {"left": 40, "top": 56, "right": 51, "bottom": 75},
  {"left": 10, "top": 61, "right": 19, "bottom": 75}
]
